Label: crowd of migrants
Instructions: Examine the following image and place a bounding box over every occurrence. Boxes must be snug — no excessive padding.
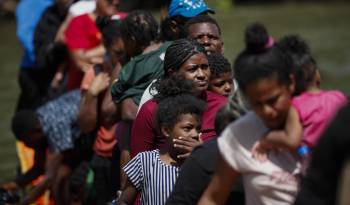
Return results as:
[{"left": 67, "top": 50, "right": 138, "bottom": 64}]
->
[{"left": 0, "top": 0, "right": 349, "bottom": 204}]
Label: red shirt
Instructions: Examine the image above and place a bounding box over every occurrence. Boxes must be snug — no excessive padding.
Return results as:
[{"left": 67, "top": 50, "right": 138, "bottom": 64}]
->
[
  {"left": 130, "top": 91, "right": 227, "bottom": 157},
  {"left": 64, "top": 14, "right": 102, "bottom": 90}
]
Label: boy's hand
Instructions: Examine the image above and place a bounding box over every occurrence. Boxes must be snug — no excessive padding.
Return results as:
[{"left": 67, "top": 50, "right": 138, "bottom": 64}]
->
[
  {"left": 174, "top": 135, "right": 203, "bottom": 159},
  {"left": 251, "top": 139, "right": 273, "bottom": 162}
]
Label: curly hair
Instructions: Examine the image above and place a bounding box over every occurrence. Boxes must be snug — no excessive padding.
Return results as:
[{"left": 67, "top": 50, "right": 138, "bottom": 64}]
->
[{"left": 156, "top": 94, "right": 206, "bottom": 130}]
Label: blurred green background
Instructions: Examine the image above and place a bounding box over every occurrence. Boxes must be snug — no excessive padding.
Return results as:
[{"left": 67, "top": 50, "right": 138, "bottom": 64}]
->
[{"left": 0, "top": 2, "right": 350, "bottom": 182}]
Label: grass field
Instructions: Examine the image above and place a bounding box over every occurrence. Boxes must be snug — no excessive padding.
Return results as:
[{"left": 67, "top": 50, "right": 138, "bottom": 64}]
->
[{"left": 0, "top": 2, "right": 350, "bottom": 182}]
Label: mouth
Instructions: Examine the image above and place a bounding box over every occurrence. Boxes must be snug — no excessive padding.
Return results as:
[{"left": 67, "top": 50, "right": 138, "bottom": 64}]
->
[{"left": 195, "top": 80, "right": 208, "bottom": 87}]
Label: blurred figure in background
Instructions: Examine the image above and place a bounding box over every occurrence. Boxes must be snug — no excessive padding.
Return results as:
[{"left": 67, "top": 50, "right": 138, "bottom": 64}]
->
[{"left": 78, "top": 19, "right": 125, "bottom": 205}]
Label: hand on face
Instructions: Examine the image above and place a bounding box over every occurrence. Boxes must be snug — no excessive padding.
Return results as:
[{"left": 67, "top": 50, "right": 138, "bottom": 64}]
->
[
  {"left": 173, "top": 134, "right": 203, "bottom": 159},
  {"left": 88, "top": 72, "right": 110, "bottom": 96}
]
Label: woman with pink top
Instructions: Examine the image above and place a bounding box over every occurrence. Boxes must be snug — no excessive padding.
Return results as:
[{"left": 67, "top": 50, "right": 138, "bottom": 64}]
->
[{"left": 251, "top": 35, "right": 348, "bottom": 170}]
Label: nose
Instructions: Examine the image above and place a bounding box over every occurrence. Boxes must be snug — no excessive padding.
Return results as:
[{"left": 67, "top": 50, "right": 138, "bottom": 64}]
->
[
  {"left": 224, "top": 83, "right": 232, "bottom": 93},
  {"left": 196, "top": 68, "right": 206, "bottom": 79},
  {"left": 189, "top": 129, "right": 200, "bottom": 139},
  {"left": 261, "top": 104, "right": 277, "bottom": 120},
  {"left": 200, "top": 36, "right": 210, "bottom": 45}
]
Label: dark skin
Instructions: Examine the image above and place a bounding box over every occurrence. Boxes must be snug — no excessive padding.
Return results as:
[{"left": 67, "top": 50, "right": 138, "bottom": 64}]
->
[
  {"left": 117, "top": 114, "right": 202, "bottom": 204},
  {"left": 1, "top": 130, "right": 65, "bottom": 205},
  {"left": 198, "top": 76, "right": 296, "bottom": 205}
]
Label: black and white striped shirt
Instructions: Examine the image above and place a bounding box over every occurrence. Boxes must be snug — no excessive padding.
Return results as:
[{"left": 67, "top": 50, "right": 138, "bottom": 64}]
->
[{"left": 123, "top": 150, "right": 180, "bottom": 205}]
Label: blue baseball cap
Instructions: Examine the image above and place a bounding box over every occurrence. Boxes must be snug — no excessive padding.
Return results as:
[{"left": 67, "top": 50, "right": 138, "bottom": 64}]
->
[{"left": 168, "top": 0, "right": 215, "bottom": 18}]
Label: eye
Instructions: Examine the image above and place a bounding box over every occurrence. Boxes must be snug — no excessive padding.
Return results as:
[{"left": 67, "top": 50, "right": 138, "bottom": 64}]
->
[
  {"left": 187, "top": 65, "right": 199, "bottom": 73},
  {"left": 201, "top": 64, "right": 209, "bottom": 70},
  {"left": 266, "top": 95, "right": 279, "bottom": 106}
]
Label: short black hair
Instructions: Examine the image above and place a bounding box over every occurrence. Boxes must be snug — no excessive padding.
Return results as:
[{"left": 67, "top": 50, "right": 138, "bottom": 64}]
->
[
  {"left": 207, "top": 53, "right": 232, "bottom": 79},
  {"left": 101, "top": 19, "right": 122, "bottom": 49},
  {"left": 11, "top": 110, "right": 40, "bottom": 140},
  {"left": 121, "top": 10, "right": 159, "bottom": 56},
  {"left": 163, "top": 38, "right": 207, "bottom": 77},
  {"left": 234, "top": 22, "right": 294, "bottom": 91},
  {"left": 278, "top": 35, "right": 317, "bottom": 95},
  {"left": 156, "top": 94, "right": 206, "bottom": 130},
  {"left": 184, "top": 14, "right": 221, "bottom": 36}
]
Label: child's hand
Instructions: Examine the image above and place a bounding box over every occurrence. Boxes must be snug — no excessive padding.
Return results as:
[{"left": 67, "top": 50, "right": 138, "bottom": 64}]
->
[
  {"left": 173, "top": 135, "right": 203, "bottom": 159},
  {"left": 251, "top": 139, "right": 273, "bottom": 162}
]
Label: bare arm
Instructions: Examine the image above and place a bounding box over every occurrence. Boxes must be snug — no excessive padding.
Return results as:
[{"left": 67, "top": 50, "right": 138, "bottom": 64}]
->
[
  {"left": 117, "top": 178, "right": 138, "bottom": 205},
  {"left": 100, "top": 64, "right": 123, "bottom": 127},
  {"left": 78, "top": 73, "right": 110, "bottom": 133},
  {"left": 198, "top": 153, "right": 240, "bottom": 205},
  {"left": 264, "top": 107, "right": 303, "bottom": 151},
  {"left": 1, "top": 148, "right": 46, "bottom": 191},
  {"left": 120, "top": 98, "right": 138, "bottom": 122},
  {"left": 19, "top": 152, "right": 62, "bottom": 205}
]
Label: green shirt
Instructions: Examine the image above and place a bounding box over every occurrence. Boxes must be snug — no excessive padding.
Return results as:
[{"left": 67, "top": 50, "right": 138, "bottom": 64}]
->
[{"left": 111, "top": 41, "right": 172, "bottom": 105}]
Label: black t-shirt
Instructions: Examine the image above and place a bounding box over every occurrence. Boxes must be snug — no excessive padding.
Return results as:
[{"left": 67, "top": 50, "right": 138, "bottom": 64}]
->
[{"left": 166, "top": 139, "right": 245, "bottom": 205}]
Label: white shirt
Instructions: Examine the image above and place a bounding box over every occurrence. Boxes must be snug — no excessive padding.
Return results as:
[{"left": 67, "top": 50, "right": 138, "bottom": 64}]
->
[
  {"left": 218, "top": 112, "right": 300, "bottom": 205},
  {"left": 69, "top": 0, "right": 96, "bottom": 17}
]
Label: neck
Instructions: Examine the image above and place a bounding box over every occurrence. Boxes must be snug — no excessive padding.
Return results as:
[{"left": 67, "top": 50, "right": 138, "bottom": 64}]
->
[{"left": 306, "top": 82, "right": 321, "bottom": 93}]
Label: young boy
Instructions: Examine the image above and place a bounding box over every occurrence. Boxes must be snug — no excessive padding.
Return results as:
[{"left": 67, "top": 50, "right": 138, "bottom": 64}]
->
[
  {"left": 117, "top": 94, "right": 205, "bottom": 205},
  {"left": 207, "top": 53, "right": 234, "bottom": 97}
]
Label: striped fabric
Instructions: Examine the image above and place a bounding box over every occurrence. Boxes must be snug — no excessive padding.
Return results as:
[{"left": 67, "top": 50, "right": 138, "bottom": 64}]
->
[{"left": 123, "top": 150, "right": 180, "bottom": 205}]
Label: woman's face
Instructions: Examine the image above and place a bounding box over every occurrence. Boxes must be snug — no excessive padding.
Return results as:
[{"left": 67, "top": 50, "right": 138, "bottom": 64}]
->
[
  {"left": 244, "top": 75, "right": 295, "bottom": 129},
  {"left": 177, "top": 53, "right": 210, "bottom": 93}
]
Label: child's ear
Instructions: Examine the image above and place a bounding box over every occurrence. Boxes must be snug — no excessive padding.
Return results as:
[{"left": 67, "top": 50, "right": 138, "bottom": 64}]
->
[{"left": 161, "top": 126, "right": 171, "bottom": 138}]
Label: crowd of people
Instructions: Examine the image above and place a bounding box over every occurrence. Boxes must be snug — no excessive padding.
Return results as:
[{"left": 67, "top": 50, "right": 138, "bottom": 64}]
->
[{"left": 0, "top": 0, "right": 349, "bottom": 204}]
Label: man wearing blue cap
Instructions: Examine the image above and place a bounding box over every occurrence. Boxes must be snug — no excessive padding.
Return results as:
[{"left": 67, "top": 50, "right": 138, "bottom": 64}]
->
[{"left": 168, "top": 0, "right": 215, "bottom": 18}]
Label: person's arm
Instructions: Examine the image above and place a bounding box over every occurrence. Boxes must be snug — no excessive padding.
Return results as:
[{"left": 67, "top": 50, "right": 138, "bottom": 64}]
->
[
  {"left": 166, "top": 147, "right": 210, "bottom": 205},
  {"left": 100, "top": 64, "right": 123, "bottom": 127},
  {"left": 117, "top": 178, "right": 138, "bottom": 205},
  {"left": 264, "top": 107, "right": 303, "bottom": 151},
  {"left": 120, "top": 98, "right": 138, "bottom": 122},
  {"left": 78, "top": 72, "right": 110, "bottom": 133},
  {"left": 19, "top": 152, "right": 62, "bottom": 205},
  {"left": 1, "top": 148, "right": 46, "bottom": 191},
  {"left": 198, "top": 153, "right": 240, "bottom": 205},
  {"left": 130, "top": 101, "right": 157, "bottom": 157}
]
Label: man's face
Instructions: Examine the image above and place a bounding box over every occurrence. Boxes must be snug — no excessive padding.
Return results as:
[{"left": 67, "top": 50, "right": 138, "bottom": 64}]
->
[
  {"left": 96, "top": 0, "right": 119, "bottom": 17},
  {"left": 187, "top": 22, "right": 223, "bottom": 55}
]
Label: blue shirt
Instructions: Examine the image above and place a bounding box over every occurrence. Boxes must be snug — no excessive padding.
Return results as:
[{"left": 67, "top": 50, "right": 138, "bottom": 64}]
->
[
  {"left": 124, "top": 150, "right": 180, "bottom": 205},
  {"left": 36, "top": 89, "right": 81, "bottom": 153},
  {"left": 16, "top": 0, "right": 54, "bottom": 68}
]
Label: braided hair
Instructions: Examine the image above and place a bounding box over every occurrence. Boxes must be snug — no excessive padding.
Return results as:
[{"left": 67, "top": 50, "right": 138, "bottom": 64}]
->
[
  {"left": 207, "top": 53, "right": 232, "bottom": 79},
  {"left": 120, "top": 10, "right": 159, "bottom": 57},
  {"left": 163, "top": 38, "right": 207, "bottom": 77}
]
